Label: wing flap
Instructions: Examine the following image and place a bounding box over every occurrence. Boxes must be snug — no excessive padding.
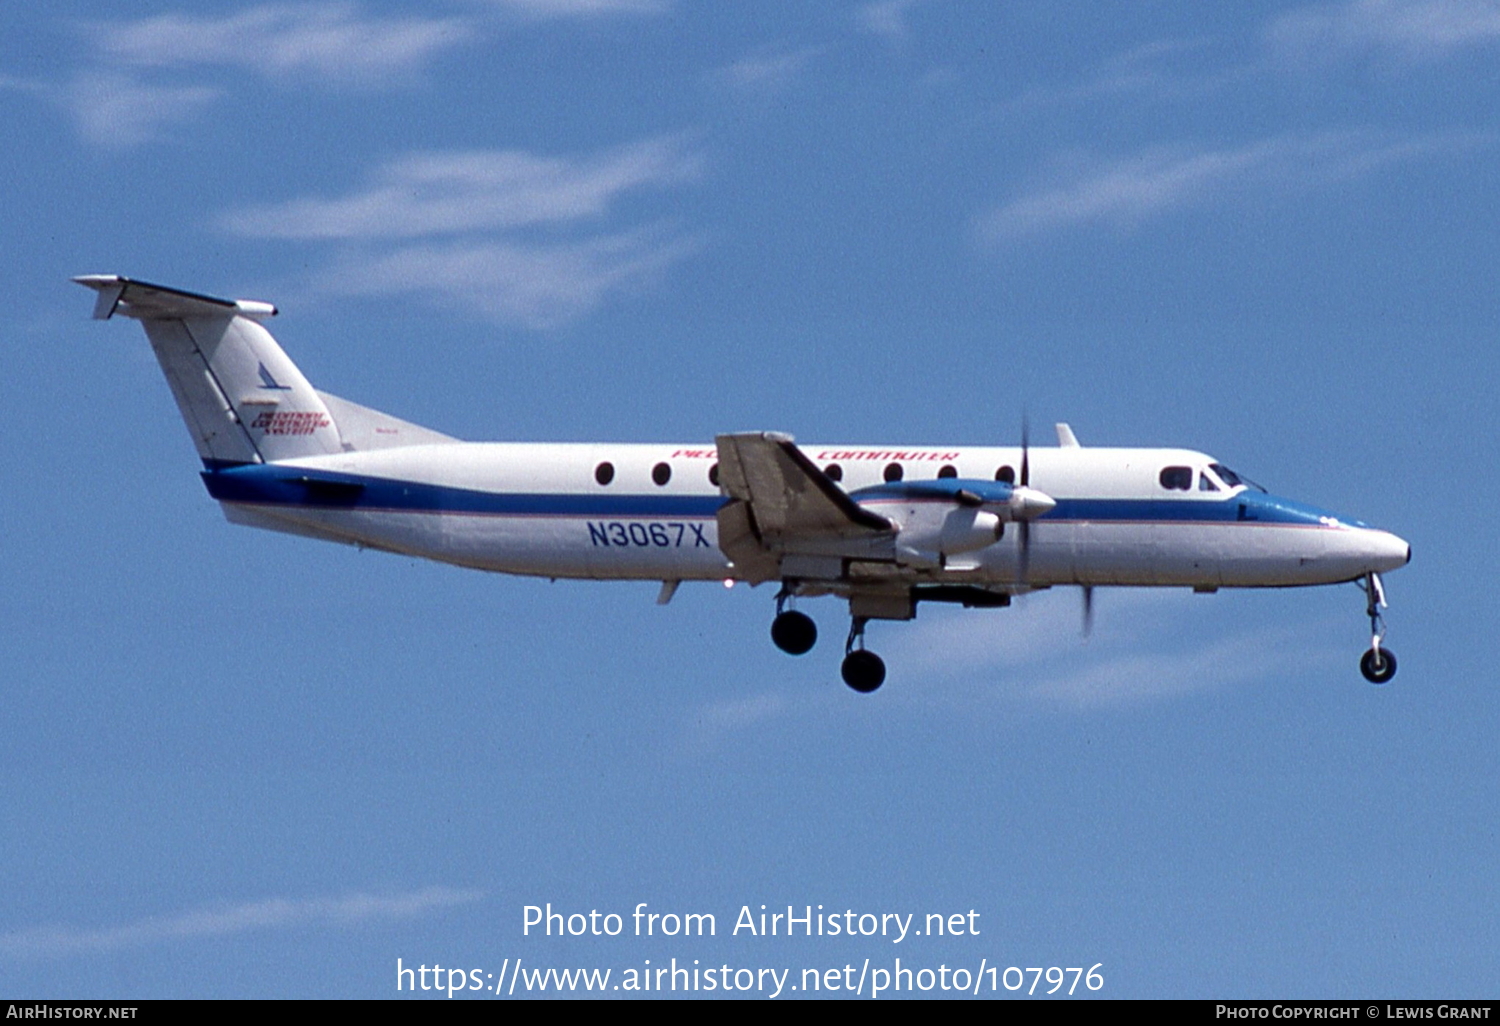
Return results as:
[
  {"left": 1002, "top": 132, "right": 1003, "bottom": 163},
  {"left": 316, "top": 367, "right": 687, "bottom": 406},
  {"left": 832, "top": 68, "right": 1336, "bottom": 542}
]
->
[
  {"left": 714, "top": 432, "right": 895, "bottom": 583},
  {"left": 716, "top": 432, "right": 891, "bottom": 539}
]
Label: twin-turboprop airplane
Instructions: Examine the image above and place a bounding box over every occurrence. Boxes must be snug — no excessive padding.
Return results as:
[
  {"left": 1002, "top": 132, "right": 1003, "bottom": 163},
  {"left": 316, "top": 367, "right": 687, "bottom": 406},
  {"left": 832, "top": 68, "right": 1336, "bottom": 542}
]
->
[{"left": 77, "top": 275, "right": 1411, "bottom": 693}]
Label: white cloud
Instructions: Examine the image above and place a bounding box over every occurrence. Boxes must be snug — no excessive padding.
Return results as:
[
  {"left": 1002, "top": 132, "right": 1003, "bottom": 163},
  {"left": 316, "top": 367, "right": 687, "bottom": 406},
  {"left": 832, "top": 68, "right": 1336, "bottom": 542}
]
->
[
  {"left": 4, "top": 68, "right": 220, "bottom": 149},
  {"left": 887, "top": 589, "right": 1337, "bottom": 710},
  {"left": 49, "top": 4, "right": 474, "bottom": 145},
  {"left": 1024, "top": 629, "right": 1291, "bottom": 709},
  {"left": 93, "top": 4, "right": 473, "bottom": 84},
  {"left": 691, "top": 692, "right": 791, "bottom": 746},
  {"left": 1269, "top": 0, "right": 1500, "bottom": 62},
  {"left": 62, "top": 72, "right": 221, "bottom": 148},
  {"left": 979, "top": 131, "right": 1454, "bottom": 238},
  {"left": 483, "top": 0, "right": 670, "bottom": 16},
  {"left": 222, "top": 137, "right": 703, "bottom": 327},
  {"left": 52, "top": 0, "right": 660, "bottom": 146},
  {"left": 222, "top": 138, "right": 700, "bottom": 240},
  {"left": 857, "top": 0, "right": 925, "bottom": 42},
  {"left": 1004, "top": 38, "right": 1237, "bottom": 114},
  {"left": 0, "top": 887, "right": 483, "bottom": 958},
  {"left": 716, "top": 46, "right": 823, "bottom": 93},
  {"left": 1005, "top": 4, "right": 1500, "bottom": 125},
  {"left": 319, "top": 229, "right": 699, "bottom": 328}
]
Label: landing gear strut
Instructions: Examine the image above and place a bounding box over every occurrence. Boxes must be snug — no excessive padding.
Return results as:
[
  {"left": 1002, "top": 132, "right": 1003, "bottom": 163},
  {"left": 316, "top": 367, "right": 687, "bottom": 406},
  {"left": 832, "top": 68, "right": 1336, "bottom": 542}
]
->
[
  {"left": 1358, "top": 572, "right": 1397, "bottom": 684},
  {"left": 770, "top": 586, "right": 817, "bottom": 655},
  {"left": 840, "top": 616, "right": 886, "bottom": 693}
]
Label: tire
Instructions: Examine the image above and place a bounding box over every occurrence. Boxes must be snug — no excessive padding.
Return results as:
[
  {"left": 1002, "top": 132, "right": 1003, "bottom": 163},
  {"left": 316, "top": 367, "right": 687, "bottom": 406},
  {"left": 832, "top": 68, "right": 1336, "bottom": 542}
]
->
[
  {"left": 841, "top": 650, "right": 886, "bottom": 693},
  {"left": 770, "top": 610, "right": 817, "bottom": 655},
  {"left": 1360, "top": 647, "right": 1397, "bottom": 684}
]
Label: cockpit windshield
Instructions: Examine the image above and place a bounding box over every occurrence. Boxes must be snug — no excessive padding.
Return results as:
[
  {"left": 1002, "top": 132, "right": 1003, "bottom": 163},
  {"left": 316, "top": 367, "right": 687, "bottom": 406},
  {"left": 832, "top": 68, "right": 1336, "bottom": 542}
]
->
[{"left": 1209, "top": 463, "right": 1266, "bottom": 492}]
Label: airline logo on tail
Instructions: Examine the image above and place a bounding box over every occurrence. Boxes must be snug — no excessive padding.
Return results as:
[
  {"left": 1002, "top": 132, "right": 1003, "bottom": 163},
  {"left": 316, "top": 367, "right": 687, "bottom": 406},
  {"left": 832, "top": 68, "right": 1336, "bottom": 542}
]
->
[
  {"left": 249, "top": 410, "right": 333, "bottom": 436},
  {"left": 258, "top": 362, "right": 292, "bottom": 390}
]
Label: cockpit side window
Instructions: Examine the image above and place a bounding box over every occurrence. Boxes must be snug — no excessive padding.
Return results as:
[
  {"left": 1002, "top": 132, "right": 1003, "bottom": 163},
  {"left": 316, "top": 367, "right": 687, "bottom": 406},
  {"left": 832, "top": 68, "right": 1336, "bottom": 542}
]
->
[
  {"left": 1198, "top": 469, "right": 1221, "bottom": 491},
  {"left": 1209, "top": 462, "right": 1266, "bottom": 493},
  {"left": 1209, "top": 463, "right": 1241, "bottom": 486},
  {"left": 1159, "top": 466, "right": 1193, "bottom": 491}
]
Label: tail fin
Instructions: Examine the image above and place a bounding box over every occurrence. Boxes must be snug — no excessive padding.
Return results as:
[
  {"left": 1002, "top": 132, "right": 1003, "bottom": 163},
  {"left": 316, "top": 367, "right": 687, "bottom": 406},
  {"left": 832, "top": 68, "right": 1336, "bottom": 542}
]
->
[{"left": 77, "top": 275, "right": 346, "bottom": 466}]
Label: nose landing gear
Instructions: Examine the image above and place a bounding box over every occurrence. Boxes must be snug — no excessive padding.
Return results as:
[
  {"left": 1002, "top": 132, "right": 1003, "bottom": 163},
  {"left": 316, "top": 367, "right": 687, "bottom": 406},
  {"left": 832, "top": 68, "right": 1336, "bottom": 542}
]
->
[
  {"left": 840, "top": 616, "right": 886, "bottom": 693},
  {"left": 1358, "top": 572, "right": 1397, "bottom": 684}
]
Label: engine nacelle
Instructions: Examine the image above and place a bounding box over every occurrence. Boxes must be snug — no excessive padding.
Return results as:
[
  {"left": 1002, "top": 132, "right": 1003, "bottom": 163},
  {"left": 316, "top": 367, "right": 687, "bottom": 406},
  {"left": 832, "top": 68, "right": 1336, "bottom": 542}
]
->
[
  {"left": 848, "top": 477, "right": 1054, "bottom": 570},
  {"left": 893, "top": 505, "right": 1003, "bottom": 566}
]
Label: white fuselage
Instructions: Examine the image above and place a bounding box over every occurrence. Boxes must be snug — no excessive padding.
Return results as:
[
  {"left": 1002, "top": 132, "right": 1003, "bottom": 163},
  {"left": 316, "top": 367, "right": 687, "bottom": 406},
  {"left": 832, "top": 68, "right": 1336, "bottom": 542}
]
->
[{"left": 207, "top": 440, "right": 1411, "bottom": 591}]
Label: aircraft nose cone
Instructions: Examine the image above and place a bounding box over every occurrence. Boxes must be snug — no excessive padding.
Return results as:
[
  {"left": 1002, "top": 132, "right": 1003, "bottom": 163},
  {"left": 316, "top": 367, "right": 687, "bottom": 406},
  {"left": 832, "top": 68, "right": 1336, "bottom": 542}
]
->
[{"left": 1366, "top": 529, "right": 1411, "bottom": 573}]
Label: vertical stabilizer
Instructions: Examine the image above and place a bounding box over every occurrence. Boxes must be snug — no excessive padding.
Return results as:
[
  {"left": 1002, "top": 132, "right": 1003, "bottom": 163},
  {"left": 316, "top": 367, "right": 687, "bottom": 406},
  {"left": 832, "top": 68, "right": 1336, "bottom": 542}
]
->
[{"left": 75, "top": 275, "right": 344, "bottom": 466}]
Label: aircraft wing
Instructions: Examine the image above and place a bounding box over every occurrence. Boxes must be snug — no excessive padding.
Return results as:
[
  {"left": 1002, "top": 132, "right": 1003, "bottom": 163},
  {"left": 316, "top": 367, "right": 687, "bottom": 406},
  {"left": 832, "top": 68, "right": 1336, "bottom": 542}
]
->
[{"left": 714, "top": 432, "right": 896, "bottom": 583}]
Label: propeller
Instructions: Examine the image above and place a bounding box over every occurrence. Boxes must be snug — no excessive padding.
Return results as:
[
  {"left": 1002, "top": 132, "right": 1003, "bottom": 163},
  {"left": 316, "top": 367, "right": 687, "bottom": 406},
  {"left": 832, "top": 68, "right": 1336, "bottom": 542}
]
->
[
  {"left": 1082, "top": 585, "right": 1094, "bottom": 638},
  {"left": 1021, "top": 413, "right": 1033, "bottom": 489},
  {"left": 1018, "top": 415, "right": 1032, "bottom": 584}
]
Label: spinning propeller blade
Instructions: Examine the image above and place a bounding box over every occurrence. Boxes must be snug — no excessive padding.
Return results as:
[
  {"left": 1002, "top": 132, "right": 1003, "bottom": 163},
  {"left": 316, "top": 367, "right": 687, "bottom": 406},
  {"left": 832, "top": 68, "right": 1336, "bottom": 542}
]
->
[{"left": 1018, "top": 415, "right": 1031, "bottom": 584}]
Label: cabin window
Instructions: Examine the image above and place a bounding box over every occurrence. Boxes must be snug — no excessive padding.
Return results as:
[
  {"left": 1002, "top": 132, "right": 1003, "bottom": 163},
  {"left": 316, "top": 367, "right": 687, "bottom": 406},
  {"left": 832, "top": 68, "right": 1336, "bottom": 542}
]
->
[
  {"left": 937, "top": 465, "right": 957, "bottom": 479},
  {"left": 1159, "top": 466, "right": 1193, "bottom": 491},
  {"left": 884, "top": 462, "right": 904, "bottom": 483},
  {"left": 595, "top": 461, "right": 615, "bottom": 486},
  {"left": 824, "top": 463, "right": 843, "bottom": 482},
  {"left": 708, "top": 462, "right": 719, "bottom": 486},
  {"left": 652, "top": 462, "right": 672, "bottom": 486},
  {"left": 995, "top": 465, "right": 1015, "bottom": 484}
]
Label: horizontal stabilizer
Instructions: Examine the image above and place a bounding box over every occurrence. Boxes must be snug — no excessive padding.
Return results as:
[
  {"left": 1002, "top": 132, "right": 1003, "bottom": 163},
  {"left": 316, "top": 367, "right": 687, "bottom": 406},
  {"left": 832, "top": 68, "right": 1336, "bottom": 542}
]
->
[{"left": 73, "top": 274, "right": 276, "bottom": 321}]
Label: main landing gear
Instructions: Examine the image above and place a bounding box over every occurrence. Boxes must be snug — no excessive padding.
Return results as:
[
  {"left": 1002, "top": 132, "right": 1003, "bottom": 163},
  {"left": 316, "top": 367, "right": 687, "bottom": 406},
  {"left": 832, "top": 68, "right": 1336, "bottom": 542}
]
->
[
  {"left": 770, "top": 587, "right": 817, "bottom": 655},
  {"left": 841, "top": 616, "right": 886, "bottom": 693},
  {"left": 768, "top": 589, "right": 886, "bottom": 693},
  {"left": 1358, "top": 572, "right": 1397, "bottom": 684}
]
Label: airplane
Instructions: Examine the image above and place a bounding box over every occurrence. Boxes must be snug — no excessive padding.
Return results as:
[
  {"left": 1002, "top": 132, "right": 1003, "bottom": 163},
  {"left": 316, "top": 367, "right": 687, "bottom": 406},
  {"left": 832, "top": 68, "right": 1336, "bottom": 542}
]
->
[{"left": 75, "top": 274, "right": 1412, "bottom": 693}]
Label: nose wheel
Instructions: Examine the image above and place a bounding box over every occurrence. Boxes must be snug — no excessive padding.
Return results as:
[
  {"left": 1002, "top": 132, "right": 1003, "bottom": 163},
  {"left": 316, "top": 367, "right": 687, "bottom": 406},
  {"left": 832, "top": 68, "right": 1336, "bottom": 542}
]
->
[
  {"left": 1358, "top": 573, "right": 1397, "bottom": 684},
  {"left": 1360, "top": 647, "right": 1396, "bottom": 684},
  {"left": 840, "top": 616, "right": 886, "bottom": 693}
]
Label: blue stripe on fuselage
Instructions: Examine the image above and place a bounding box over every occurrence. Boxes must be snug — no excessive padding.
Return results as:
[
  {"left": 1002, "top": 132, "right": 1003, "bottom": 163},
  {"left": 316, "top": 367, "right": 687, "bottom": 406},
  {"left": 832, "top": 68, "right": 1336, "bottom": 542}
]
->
[
  {"left": 201, "top": 465, "right": 1364, "bottom": 527},
  {"left": 1045, "top": 493, "right": 1362, "bottom": 527},
  {"left": 202, "top": 463, "right": 725, "bottom": 518}
]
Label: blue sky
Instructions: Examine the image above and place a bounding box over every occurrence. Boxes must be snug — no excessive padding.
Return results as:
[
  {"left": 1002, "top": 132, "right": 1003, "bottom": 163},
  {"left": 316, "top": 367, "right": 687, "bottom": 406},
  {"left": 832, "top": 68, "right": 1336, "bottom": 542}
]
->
[{"left": 3, "top": 0, "right": 1498, "bottom": 999}]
